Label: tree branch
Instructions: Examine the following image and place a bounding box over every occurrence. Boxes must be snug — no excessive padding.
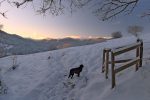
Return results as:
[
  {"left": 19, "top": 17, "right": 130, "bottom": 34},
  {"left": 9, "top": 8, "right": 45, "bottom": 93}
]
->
[
  {"left": 13, "top": 0, "right": 33, "bottom": 8},
  {"left": 1, "top": 0, "right": 150, "bottom": 21},
  {"left": 94, "top": 0, "right": 139, "bottom": 21},
  {"left": 0, "top": 11, "right": 8, "bottom": 18},
  {"left": 141, "top": 10, "right": 150, "bottom": 18}
]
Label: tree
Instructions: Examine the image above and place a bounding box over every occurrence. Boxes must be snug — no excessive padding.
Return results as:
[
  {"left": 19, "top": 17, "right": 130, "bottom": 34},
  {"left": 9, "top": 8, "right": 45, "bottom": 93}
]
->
[
  {"left": 128, "top": 25, "right": 143, "bottom": 38},
  {"left": 94, "top": 0, "right": 140, "bottom": 21},
  {"left": 0, "top": 0, "right": 150, "bottom": 20},
  {"left": 1, "top": 0, "right": 91, "bottom": 16},
  {"left": 111, "top": 31, "right": 122, "bottom": 39},
  {"left": 0, "top": 24, "right": 3, "bottom": 30}
]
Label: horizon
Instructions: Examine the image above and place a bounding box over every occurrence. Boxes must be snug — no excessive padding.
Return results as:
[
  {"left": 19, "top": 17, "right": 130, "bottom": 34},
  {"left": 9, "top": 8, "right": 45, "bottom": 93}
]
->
[{"left": 1, "top": 29, "right": 110, "bottom": 40}]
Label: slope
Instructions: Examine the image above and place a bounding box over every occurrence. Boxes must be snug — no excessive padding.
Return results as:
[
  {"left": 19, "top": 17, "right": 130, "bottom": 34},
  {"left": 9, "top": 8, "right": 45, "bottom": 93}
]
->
[{"left": 0, "top": 34, "right": 150, "bottom": 100}]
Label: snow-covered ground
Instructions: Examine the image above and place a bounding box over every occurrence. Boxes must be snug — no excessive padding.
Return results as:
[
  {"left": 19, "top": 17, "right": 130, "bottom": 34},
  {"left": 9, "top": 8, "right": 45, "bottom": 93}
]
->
[{"left": 0, "top": 34, "right": 150, "bottom": 100}]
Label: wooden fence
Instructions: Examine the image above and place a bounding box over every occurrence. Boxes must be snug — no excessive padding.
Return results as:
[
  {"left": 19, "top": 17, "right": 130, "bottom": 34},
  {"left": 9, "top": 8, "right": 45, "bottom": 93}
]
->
[{"left": 102, "top": 39, "right": 143, "bottom": 88}]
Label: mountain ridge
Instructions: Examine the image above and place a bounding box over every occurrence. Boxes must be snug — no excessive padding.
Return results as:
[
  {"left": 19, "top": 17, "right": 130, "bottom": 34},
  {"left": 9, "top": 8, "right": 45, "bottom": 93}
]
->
[{"left": 0, "top": 30, "right": 106, "bottom": 56}]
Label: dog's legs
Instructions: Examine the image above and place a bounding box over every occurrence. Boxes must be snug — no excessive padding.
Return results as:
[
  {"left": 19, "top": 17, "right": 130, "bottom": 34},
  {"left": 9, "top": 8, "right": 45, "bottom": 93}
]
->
[
  {"left": 68, "top": 74, "right": 71, "bottom": 78},
  {"left": 68, "top": 75, "right": 70, "bottom": 78},
  {"left": 71, "top": 74, "right": 74, "bottom": 79},
  {"left": 77, "top": 73, "right": 80, "bottom": 77}
]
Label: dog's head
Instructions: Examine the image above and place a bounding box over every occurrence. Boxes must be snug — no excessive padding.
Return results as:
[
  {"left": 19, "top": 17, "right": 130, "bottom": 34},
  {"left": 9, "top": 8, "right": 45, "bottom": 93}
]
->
[{"left": 80, "top": 64, "right": 84, "bottom": 69}]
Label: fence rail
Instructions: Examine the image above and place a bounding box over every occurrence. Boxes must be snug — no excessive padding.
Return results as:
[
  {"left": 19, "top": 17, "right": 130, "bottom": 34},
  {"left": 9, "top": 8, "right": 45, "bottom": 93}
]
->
[
  {"left": 114, "top": 57, "right": 140, "bottom": 73},
  {"left": 112, "top": 42, "right": 141, "bottom": 56}
]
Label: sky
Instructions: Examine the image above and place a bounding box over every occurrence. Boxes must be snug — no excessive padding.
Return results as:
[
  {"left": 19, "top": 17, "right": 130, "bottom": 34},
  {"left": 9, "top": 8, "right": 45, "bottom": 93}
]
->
[{"left": 0, "top": 0, "right": 150, "bottom": 39}]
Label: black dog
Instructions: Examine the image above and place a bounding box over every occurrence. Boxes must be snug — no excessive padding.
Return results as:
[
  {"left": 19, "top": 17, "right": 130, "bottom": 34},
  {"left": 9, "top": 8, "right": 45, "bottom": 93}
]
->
[{"left": 68, "top": 64, "right": 84, "bottom": 79}]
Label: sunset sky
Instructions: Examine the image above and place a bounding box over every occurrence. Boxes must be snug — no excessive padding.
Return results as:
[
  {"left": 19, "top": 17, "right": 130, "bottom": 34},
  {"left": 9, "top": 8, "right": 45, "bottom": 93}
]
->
[{"left": 0, "top": 0, "right": 150, "bottom": 39}]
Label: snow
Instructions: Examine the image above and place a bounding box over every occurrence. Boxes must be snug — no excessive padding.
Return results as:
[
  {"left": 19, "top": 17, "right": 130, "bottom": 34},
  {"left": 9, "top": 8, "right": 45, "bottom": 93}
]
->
[{"left": 0, "top": 34, "right": 150, "bottom": 100}]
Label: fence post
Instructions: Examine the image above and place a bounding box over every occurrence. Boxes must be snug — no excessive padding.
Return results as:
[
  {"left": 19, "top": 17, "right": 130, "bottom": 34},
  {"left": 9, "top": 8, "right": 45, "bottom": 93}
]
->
[
  {"left": 136, "top": 45, "right": 140, "bottom": 71},
  {"left": 102, "top": 49, "right": 106, "bottom": 73},
  {"left": 105, "top": 49, "right": 110, "bottom": 79},
  {"left": 111, "top": 51, "right": 116, "bottom": 88},
  {"left": 139, "top": 40, "right": 143, "bottom": 67}
]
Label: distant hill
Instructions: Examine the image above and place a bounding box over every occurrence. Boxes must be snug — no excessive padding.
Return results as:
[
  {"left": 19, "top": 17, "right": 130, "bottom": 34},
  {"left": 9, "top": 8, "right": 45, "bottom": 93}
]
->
[{"left": 0, "top": 30, "right": 106, "bottom": 56}]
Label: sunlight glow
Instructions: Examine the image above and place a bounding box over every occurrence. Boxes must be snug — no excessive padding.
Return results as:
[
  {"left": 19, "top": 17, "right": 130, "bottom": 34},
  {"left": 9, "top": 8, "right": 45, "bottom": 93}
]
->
[
  {"left": 65, "top": 35, "right": 81, "bottom": 39},
  {"left": 3, "top": 28, "right": 51, "bottom": 40}
]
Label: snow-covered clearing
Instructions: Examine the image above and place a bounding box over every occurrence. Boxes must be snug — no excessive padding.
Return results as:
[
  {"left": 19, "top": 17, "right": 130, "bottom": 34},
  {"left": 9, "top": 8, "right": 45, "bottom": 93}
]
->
[{"left": 0, "top": 34, "right": 150, "bottom": 100}]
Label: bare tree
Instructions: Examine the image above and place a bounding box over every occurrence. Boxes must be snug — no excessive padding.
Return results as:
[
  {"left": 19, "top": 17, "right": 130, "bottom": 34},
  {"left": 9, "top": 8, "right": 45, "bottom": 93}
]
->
[
  {"left": 94, "top": 0, "right": 139, "bottom": 21},
  {"left": 12, "top": 0, "right": 150, "bottom": 20},
  {"left": 111, "top": 31, "right": 122, "bottom": 39},
  {"left": 0, "top": 0, "right": 150, "bottom": 20},
  {"left": 0, "top": 24, "right": 3, "bottom": 30},
  {"left": 128, "top": 25, "right": 143, "bottom": 38},
  {"left": 12, "top": 0, "right": 91, "bottom": 16}
]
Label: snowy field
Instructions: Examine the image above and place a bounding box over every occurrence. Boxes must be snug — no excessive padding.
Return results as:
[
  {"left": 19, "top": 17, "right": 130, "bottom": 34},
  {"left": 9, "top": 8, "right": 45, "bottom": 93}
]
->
[{"left": 0, "top": 34, "right": 150, "bottom": 100}]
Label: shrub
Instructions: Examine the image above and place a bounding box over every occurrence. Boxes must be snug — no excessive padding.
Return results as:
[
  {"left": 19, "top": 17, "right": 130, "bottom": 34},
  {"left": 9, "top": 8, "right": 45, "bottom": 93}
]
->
[
  {"left": 111, "top": 31, "right": 123, "bottom": 38},
  {"left": 128, "top": 25, "right": 143, "bottom": 38}
]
